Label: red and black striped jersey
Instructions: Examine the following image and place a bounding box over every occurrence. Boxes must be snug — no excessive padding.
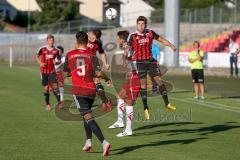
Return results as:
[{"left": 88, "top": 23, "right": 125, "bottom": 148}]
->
[
  {"left": 64, "top": 48, "right": 96, "bottom": 96},
  {"left": 87, "top": 39, "right": 104, "bottom": 55},
  {"left": 37, "top": 46, "right": 60, "bottom": 74},
  {"left": 127, "top": 29, "right": 160, "bottom": 61}
]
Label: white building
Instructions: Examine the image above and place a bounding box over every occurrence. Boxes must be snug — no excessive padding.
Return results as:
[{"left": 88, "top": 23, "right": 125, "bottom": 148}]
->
[{"left": 119, "top": 0, "right": 154, "bottom": 27}]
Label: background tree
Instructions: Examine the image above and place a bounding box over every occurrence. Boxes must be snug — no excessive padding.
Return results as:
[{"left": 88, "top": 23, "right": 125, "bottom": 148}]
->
[
  {"left": 63, "top": 0, "right": 80, "bottom": 21},
  {"left": 35, "top": 0, "right": 63, "bottom": 26}
]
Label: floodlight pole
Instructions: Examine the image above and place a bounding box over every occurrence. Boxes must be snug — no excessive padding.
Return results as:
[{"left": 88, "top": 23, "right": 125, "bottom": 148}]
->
[{"left": 164, "top": 0, "right": 180, "bottom": 67}]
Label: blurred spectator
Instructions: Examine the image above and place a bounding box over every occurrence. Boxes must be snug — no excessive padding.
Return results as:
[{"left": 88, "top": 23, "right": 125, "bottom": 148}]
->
[{"left": 229, "top": 38, "right": 239, "bottom": 77}]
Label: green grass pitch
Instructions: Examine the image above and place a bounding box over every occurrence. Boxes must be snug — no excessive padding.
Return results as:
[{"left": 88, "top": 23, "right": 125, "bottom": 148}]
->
[{"left": 0, "top": 65, "right": 240, "bottom": 160}]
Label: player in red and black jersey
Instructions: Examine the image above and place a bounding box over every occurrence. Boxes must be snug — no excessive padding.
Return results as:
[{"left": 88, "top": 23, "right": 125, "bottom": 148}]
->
[
  {"left": 35, "top": 34, "right": 62, "bottom": 110},
  {"left": 63, "top": 31, "right": 111, "bottom": 157},
  {"left": 87, "top": 30, "right": 112, "bottom": 108},
  {"left": 127, "top": 16, "right": 177, "bottom": 111}
]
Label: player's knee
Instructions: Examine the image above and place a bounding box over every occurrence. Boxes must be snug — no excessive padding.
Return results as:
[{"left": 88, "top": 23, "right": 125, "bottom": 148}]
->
[
  {"left": 125, "top": 99, "right": 135, "bottom": 106},
  {"left": 44, "top": 86, "right": 49, "bottom": 92},
  {"left": 153, "top": 76, "right": 162, "bottom": 84},
  {"left": 95, "top": 71, "right": 101, "bottom": 78},
  {"left": 58, "top": 82, "right": 63, "bottom": 87},
  {"left": 94, "top": 78, "right": 100, "bottom": 84},
  {"left": 83, "top": 113, "right": 93, "bottom": 121}
]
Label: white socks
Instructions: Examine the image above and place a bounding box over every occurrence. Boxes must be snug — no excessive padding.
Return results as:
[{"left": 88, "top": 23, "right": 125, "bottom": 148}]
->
[
  {"left": 86, "top": 139, "right": 92, "bottom": 145},
  {"left": 59, "top": 87, "right": 64, "bottom": 101},
  {"left": 117, "top": 99, "right": 125, "bottom": 124},
  {"left": 125, "top": 105, "right": 133, "bottom": 132}
]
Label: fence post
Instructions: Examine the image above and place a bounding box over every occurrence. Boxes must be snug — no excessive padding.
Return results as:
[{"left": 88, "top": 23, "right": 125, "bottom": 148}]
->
[
  {"left": 210, "top": 5, "right": 214, "bottom": 24},
  {"left": 68, "top": 21, "right": 71, "bottom": 33},
  {"left": 9, "top": 42, "right": 13, "bottom": 68},
  {"left": 219, "top": 8, "right": 223, "bottom": 24}
]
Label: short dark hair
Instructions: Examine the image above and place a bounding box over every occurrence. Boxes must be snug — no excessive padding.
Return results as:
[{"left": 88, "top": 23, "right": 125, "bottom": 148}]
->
[
  {"left": 47, "top": 34, "right": 54, "bottom": 40},
  {"left": 56, "top": 45, "right": 64, "bottom": 53},
  {"left": 76, "top": 31, "right": 88, "bottom": 45},
  {"left": 193, "top": 41, "right": 200, "bottom": 47},
  {"left": 137, "top": 16, "right": 148, "bottom": 25},
  {"left": 117, "top": 30, "right": 130, "bottom": 41},
  {"left": 93, "top": 29, "right": 102, "bottom": 39}
]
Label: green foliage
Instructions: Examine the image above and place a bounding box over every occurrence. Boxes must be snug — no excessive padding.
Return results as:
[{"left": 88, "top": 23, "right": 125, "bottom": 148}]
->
[
  {"left": 35, "top": 0, "right": 63, "bottom": 25},
  {"left": 0, "top": 22, "right": 4, "bottom": 31},
  {"left": 63, "top": 0, "right": 80, "bottom": 21},
  {"left": 34, "top": 0, "right": 80, "bottom": 26}
]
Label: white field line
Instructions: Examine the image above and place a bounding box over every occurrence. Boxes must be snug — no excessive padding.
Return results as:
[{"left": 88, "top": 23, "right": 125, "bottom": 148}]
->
[
  {"left": 170, "top": 97, "right": 240, "bottom": 114},
  {"left": 186, "top": 98, "right": 240, "bottom": 111}
]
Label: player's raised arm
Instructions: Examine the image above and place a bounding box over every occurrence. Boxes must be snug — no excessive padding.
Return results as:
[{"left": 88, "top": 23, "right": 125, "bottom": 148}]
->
[
  {"left": 149, "top": 29, "right": 176, "bottom": 52},
  {"left": 99, "top": 52, "right": 110, "bottom": 70},
  {"left": 97, "top": 41, "right": 110, "bottom": 70},
  {"left": 157, "top": 36, "right": 177, "bottom": 52}
]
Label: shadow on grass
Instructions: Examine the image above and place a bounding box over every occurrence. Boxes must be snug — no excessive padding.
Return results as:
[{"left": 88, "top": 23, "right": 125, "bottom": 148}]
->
[
  {"left": 112, "top": 122, "right": 240, "bottom": 155},
  {"left": 209, "top": 95, "right": 240, "bottom": 100},
  {"left": 111, "top": 138, "right": 207, "bottom": 155},
  {"left": 133, "top": 122, "right": 203, "bottom": 132},
  {"left": 133, "top": 122, "right": 240, "bottom": 137}
]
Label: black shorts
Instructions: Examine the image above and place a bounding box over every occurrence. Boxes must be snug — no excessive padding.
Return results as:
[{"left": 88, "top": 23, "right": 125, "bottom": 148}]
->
[
  {"left": 191, "top": 69, "right": 204, "bottom": 83},
  {"left": 41, "top": 72, "right": 57, "bottom": 86},
  {"left": 93, "top": 56, "right": 101, "bottom": 72},
  {"left": 73, "top": 95, "right": 95, "bottom": 116},
  {"left": 135, "top": 59, "right": 161, "bottom": 79}
]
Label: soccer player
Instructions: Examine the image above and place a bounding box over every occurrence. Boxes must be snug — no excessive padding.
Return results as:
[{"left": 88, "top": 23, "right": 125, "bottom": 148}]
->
[
  {"left": 35, "top": 34, "right": 62, "bottom": 110},
  {"left": 127, "top": 16, "right": 176, "bottom": 112},
  {"left": 87, "top": 30, "right": 112, "bottom": 108},
  {"left": 109, "top": 30, "right": 141, "bottom": 137},
  {"left": 188, "top": 41, "right": 205, "bottom": 100},
  {"left": 63, "top": 31, "right": 111, "bottom": 156},
  {"left": 55, "top": 45, "right": 65, "bottom": 102},
  {"left": 229, "top": 38, "right": 239, "bottom": 77}
]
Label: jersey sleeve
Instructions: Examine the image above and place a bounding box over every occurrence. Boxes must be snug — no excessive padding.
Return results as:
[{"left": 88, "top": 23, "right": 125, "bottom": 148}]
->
[
  {"left": 37, "top": 47, "right": 43, "bottom": 56},
  {"left": 151, "top": 30, "right": 160, "bottom": 40},
  {"left": 97, "top": 40, "right": 104, "bottom": 54}
]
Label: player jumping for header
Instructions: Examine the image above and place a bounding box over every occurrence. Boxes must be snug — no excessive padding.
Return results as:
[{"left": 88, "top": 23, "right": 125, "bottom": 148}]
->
[{"left": 127, "top": 16, "right": 177, "bottom": 113}]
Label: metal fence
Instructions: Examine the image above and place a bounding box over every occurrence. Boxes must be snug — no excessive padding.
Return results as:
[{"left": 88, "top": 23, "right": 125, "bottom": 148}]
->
[{"left": 0, "top": 3, "right": 240, "bottom": 65}]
